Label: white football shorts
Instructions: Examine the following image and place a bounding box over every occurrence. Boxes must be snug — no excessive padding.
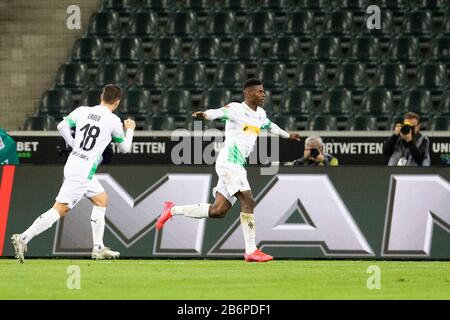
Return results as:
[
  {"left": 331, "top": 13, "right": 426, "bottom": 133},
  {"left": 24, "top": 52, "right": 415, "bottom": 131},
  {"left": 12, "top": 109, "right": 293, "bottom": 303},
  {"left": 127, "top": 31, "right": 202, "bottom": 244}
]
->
[
  {"left": 212, "top": 163, "right": 251, "bottom": 205},
  {"left": 55, "top": 174, "right": 105, "bottom": 209}
]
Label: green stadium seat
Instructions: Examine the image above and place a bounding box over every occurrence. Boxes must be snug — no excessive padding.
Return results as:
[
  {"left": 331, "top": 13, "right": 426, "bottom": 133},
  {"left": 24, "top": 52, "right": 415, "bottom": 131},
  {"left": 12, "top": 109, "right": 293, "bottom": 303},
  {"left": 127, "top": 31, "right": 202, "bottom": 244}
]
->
[
  {"left": 349, "top": 36, "right": 381, "bottom": 62},
  {"left": 191, "top": 36, "right": 222, "bottom": 62},
  {"left": 151, "top": 37, "right": 182, "bottom": 62},
  {"left": 119, "top": 87, "right": 151, "bottom": 119},
  {"left": 87, "top": 11, "right": 120, "bottom": 38},
  {"left": 180, "top": 0, "right": 210, "bottom": 11},
  {"left": 135, "top": 62, "right": 167, "bottom": 89},
  {"left": 307, "top": 115, "right": 338, "bottom": 131},
  {"left": 280, "top": 88, "right": 313, "bottom": 118},
  {"left": 159, "top": 89, "right": 192, "bottom": 116},
  {"left": 102, "top": 0, "right": 135, "bottom": 14},
  {"left": 127, "top": 10, "right": 159, "bottom": 40},
  {"left": 244, "top": 11, "right": 276, "bottom": 36},
  {"left": 55, "top": 63, "right": 89, "bottom": 90},
  {"left": 346, "top": 115, "right": 378, "bottom": 131},
  {"left": 334, "top": 0, "right": 366, "bottom": 9},
  {"left": 324, "top": 11, "right": 354, "bottom": 36},
  {"left": 95, "top": 62, "right": 128, "bottom": 87},
  {"left": 296, "top": 62, "right": 327, "bottom": 89},
  {"left": 402, "top": 10, "right": 433, "bottom": 37},
  {"left": 442, "top": 13, "right": 450, "bottom": 35},
  {"left": 319, "top": 88, "right": 353, "bottom": 116},
  {"left": 387, "top": 36, "right": 421, "bottom": 62},
  {"left": 219, "top": 0, "right": 251, "bottom": 11},
  {"left": 255, "top": 63, "right": 287, "bottom": 89},
  {"left": 415, "top": 0, "right": 448, "bottom": 11},
  {"left": 255, "top": 0, "right": 292, "bottom": 11},
  {"left": 145, "top": 114, "right": 176, "bottom": 130},
  {"left": 283, "top": 10, "right": 315, "bottom": 36},
  {"left": 360, "top": 88, "right": 394, "bottom": 117},
  {"left": 298, "top": 0, "right": 332, "bottom": 10},
  {"left": 205, "top": 11, "right": 237, "bottom": 37},
  {"left": 80, "top": 88, "right": 103, "bottom": 106},
  {"left": 269, "top": 36, "right": 301, "bottom": 62},
  {"left": 24, "top": 115, "right": 57, "bottom": 131},
  {"left": 371, "top": 0, "right": 410, "bottom": 10},
  {"left": 71, "top": 37, "right": 104, "bottom": 66},
  {"left": 166, "top": 11, "right": 198, "bottom": 37},
  {"left": 111, "top": 37, "right": 144, "bottom": 66},
  {"left": 230, "top": 36, "right": 262, "bottom": 62},
  {"left": 214, "top": 63, "right": 247, "bottom": 89},
  {"left": 174, "top": 63, "right": 207, "bottom": 89},
  {"left": 201, "top": 88, "right": 232, "bottom": 109},
  {"left": 38, "top": 89, "right": 73, "bottom": 118},
  {"left": 334, "top": 62, "right": 368, "bottom": 90},
  {"left": 142, "top": 0, "right": 176, "bottom": 11},
  {"left": 439, "top": 89, "right": 450, "bottom": 115},
  {"left": 416, "top": 62, "right": 448, "bottom": 89},
  {"left": 429, "top": 36, "right": 450, "bottom": 62},
  {"left": 309, "top": 36, "right": 341, "bottom": 62},
  {"left": 271, "top": 114, "right": 297, "bottom": 131},
  {"left": 374, "top": 63, "right": 407, "bottom": 89},
  {"left": 397, "top": 89, "right": 433, "bottom": 117},
  {"left": 429, "top": 115, "right": 449, "bottom": 130}
]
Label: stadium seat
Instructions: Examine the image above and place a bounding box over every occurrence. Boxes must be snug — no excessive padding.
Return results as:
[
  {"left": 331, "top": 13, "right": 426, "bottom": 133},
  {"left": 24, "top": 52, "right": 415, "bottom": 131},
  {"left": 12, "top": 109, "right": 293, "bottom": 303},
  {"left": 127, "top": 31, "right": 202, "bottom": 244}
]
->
[
  {"left": 87, "top": 11, "right": 120, "bottom": 38},
  {"left": 95, "top": 62, "right": 128, "bottom": 87},
  {"left": 218, "top": 0, "right": 250, "bottom": 11},
  {"left": 244, "top": 11, "right": 276, "bottom": 36},
  {"left": 201, "top": 88, "right": 232, "bottom": 109},
  {"left": 387, "top": 36, "right": 421, "bottom": 62},
  {"left": 269, "top": 36, "right": 301, "bottom": 62},
  {"left": 134, "top": 63, "right": 167, "bottom": 89},
  {"left": 346, "top": 115, "right": 378, "bottom": 130},
  {"left": 80, "top": 88, "right": 103, "bottom": 106},
  {"left": 371, "top": 0, "right": 410, "bottom": 10},
  {"left": 230, "top": 36, "right": 262, "bottom": 62},
  {"left": 283, "top": 10, "right": 315, "bottom": 36},
  {"left": 270, "top": 114, "right": 297, "bottom": 131},
  {"left": 439, "top": 89, "right": 450, "bottom": 115},
  {"left": 280, "top": 88, "right": 313, "bottom": 117},
  {"left": 324, "top": 11, "right": 354, "bottom": 36},
  {"left": 185, "top": 118, "right": 215, "bottom": 130},
  {"left": 24, "top": 115, "right": 57, "bottom": 131},
  {"left": 166, "top": 11, "right": 197, "bottom": 37},
  {"left": 214, "top": 63, "right": 247, "bottom": 89},
  {"left": 348, "top": 36, "right": 381, "bottom": 62},
  {"left": 119, "top": 87, "right": 151, "bottom": 119},
  {"left": 205, "top": 11, "right": 237, "bottom": 37},
  {"left": 180, "top": 0, "right": 210, "bottom": 11},
  {"left": 374, "top": 63, "right": 407, "bottom": 89},
  {"left": 38, "top": 89, "right": 73, "bottom": 117},
  {"left": 145, "top": 114, "right": 176, "bottom": 130},
  {"left": 151, "top": 37, "right": 182, "bottom": 62},
  {"left": 334, "top": 62, "right": 368, "bottom": 90},
  {"left": 174, "top": 63, "right": 207, "bottom": 89},
  {"left": 296, "top": 62, "right": 327, "bottom": 89},
  {"left": 141, "top": 0, "right": 176, "bottom": 11},
  {"left": 397, "top": 89, "right": 433, "bottom": 116},
  {"left": 102, "top": 0, "right": 135, "bottom": 14},
  {"left": 416, "top": 62, "right": 448, "bottom": 89},
  {"left": 71, "top": 37, "right": 104, "bottom": 66},
  {"left": 111, "top": 37, "right": 144, "bottom": 66},
  {"left": 362, "top": 10, "right": 394, "bottom": 37},
  {"left": 255, "top": 63, "right": 287, "bottom": 89},
  {"left": 360, "top": 88, "right": 394, "bottom": 116},
  {"left": 159, "top": 89, "right": 192, "bottom": 115},
  {"left": 55, "top": 63, "right": 89, "bottom": 90},
  {"left": 319, "top": 88, "right": 353, "bottom": 116},
  {"left": 429, "top": 115, "right": 449, "bottom": 130},
  {"left": 402, "top": 10, "right": 433, "bottom": 36},
  {"left": 254, "top": 0, "right": 292, "bottom": 11},
  {"left": 298, "top": 0, "right": 332, "bottom": 10},
  {"left": 335, "top": 0, "right": 366, "bottom": 9},
  {"left": 127, "top": 10, "right": 159, "bottom": 39},
  {"left": 309, "top": 36, "right": 341, "bottom": 62},
  {"left": 306, "top": 115, "right": 338, "bottom": 131},
  {"left": 442, "top": 13, "right": 450, "bottom": 35},
  {"left": 429, "top": 36, "right": 450, "bottom": 62},
  {"left": 415, "top": 0, "right": 448, "bottom": 11},
  {"left": 191, "top": 36, "right": 222, "bottom": 62}
]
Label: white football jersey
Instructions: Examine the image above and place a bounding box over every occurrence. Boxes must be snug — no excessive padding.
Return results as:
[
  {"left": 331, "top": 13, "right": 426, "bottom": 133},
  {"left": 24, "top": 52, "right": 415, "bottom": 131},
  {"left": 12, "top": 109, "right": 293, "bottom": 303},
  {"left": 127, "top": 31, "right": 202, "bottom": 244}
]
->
[{"left": 63, "top": 105, "right": 125, "bottom": 179}]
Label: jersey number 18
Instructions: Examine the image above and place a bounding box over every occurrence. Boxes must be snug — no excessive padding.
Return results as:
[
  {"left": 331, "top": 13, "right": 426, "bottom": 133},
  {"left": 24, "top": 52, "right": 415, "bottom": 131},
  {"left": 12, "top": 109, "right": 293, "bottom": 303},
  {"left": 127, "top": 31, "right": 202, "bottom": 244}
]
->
[{"left": 79, "top": 124, "right": 100, "bottom": 151}]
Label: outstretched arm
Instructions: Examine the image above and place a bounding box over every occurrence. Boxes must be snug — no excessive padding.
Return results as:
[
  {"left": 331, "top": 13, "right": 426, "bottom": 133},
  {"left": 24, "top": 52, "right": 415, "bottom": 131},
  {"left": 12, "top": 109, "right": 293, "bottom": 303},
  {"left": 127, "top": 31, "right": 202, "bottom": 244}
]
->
[
  {"left": 192, "top": 107, "right": 228, "bottom": 121},
  {"left": 264, "top": 119, "right": 301, "bottom": 141},
  {"left": 57, "top": 120, "right": 75, "bottom": 148}
]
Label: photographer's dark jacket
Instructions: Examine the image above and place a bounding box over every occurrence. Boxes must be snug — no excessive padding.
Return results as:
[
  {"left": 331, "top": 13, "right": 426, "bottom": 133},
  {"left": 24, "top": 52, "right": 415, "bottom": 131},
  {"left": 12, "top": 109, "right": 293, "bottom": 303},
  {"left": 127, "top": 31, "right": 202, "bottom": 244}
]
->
[
  {"left": 293, "top": 153, "right": 338, "bottom": 166},
  {"left": 383, "top": 132, "right": 430, "bottom": 166}
]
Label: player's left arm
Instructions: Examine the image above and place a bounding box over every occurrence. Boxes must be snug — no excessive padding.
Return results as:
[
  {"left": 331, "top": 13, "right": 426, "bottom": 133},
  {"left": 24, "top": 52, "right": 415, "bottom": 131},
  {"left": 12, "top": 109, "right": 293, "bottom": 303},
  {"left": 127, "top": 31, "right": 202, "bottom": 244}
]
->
[{"left": 262, "top": 118, "right": 301, "bottom": 141}]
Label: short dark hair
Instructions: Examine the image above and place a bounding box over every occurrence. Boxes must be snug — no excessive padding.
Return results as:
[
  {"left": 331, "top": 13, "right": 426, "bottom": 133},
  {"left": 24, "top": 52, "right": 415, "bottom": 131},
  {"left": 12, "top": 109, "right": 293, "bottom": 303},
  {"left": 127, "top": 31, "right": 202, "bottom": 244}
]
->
[
  {"left": 243, "top": 78, "right": 263, "bottom": 90},
  {"left": 404, "top": 112, "right": 421, "bottom": 124},
  {"left": 102, "top": 84, "right": 122, "bottom": 104}
]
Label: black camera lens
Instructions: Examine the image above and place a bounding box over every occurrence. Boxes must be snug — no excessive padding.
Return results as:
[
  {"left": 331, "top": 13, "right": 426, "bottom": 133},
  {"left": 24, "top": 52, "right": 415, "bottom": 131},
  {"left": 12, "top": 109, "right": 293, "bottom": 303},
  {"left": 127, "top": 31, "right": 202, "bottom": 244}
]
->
[
  {"left": 310, "top": 148, "right": 320, "bottom": 158},
  {"left": 401, "top": 124, "right": 411, "bottom": 135}
]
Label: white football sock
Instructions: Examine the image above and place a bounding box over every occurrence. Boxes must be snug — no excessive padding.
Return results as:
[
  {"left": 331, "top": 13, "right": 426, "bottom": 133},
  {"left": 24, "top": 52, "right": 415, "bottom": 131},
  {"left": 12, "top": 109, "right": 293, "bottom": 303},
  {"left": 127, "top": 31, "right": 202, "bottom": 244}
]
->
[
  {"left": 171, "top": 204, "right": 210, "bottom": 218},
  {"left": 240, "top": 212, "right": 257, "bottom": 255},
  {"left": 21, "top": 208, "right": 61, "bottom": 245},
  {"left": 91, "top": 206, "right": 106, "bottom": 250}
]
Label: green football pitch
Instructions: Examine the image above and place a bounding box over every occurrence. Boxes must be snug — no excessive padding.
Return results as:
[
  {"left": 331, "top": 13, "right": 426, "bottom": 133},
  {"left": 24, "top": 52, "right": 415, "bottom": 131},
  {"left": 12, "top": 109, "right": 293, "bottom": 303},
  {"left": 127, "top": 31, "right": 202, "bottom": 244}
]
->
[{"left": 0, "top": 259, "right": 448, "bottom": 300}]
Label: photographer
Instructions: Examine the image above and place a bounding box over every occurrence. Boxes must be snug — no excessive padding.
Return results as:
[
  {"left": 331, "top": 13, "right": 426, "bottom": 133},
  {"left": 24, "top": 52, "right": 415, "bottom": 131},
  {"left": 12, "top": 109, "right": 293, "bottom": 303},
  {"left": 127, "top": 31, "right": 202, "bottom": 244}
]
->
[
  {"left": 293, "top": 135, "right": 338, "bottom": 166},
  {"left": 383, "top": 112, "right": 430, "bottom": 166}
]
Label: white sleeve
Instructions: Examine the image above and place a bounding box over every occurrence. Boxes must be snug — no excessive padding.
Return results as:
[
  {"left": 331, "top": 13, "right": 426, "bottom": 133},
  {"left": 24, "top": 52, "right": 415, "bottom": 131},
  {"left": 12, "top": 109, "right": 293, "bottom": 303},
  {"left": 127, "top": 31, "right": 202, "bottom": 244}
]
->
[
  {"left": 261, "top": 118, "right": 290, "bottom": 138},
  {"left": 112, "top": 119, "right": 134, "bottom": 153},
  {"left": 57, "top": 120, "right": 75, "bottom": 148},
  {"left": 204, "top": 108, "right": 226, "bottom": 121}
]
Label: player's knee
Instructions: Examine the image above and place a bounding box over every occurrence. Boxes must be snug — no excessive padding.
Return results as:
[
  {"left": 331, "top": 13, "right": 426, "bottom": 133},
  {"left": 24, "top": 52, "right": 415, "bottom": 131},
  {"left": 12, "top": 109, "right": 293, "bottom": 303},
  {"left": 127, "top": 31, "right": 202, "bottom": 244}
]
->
[
  {"left": 92, "top": 193, "right": 108, "bottom": 208},
  {"left": 209, "top": 205, "right": 228, "bottom": 219},
  {"left": 241, "top": 198, "right": 255, "bottom": 213}
]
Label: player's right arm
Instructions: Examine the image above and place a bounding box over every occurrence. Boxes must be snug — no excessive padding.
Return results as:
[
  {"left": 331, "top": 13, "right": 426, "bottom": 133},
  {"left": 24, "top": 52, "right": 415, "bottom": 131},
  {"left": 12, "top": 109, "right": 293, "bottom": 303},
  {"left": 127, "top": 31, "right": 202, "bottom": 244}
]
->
[
  {"left": 112, "top": 118, "right": 135, "bottom": 153},
  {"left": 57, "top": 107, "right": 82, "bottom": 148},
  {"left": 192, "top": 105, "right": 232, "bottom": 121}
]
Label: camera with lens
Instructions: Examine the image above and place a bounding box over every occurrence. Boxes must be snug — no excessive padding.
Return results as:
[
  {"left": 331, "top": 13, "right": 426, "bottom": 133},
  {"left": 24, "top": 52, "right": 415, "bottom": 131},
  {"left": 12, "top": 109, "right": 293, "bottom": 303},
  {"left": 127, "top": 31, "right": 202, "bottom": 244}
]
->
[
  {"left": 400, "top": 120, "right": 413, "bottom": 135},
  {"left": 309, "top": 148, "right": 320, "bottom": 158}
]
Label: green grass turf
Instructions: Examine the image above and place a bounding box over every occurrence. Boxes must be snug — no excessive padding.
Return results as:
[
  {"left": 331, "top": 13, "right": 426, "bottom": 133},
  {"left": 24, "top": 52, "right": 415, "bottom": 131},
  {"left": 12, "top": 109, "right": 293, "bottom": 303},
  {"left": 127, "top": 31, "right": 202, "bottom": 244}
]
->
[{"left": 0, "top": 259, "right": 448, "bottom": 300}]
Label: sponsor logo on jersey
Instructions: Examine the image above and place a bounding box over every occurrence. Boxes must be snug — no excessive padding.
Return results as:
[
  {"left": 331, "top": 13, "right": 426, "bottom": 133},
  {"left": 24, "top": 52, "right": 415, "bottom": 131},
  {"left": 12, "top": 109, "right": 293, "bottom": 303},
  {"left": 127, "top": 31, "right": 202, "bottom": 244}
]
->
[{"left": 243, "top": 124, "right": 260, "bottom": 135}]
